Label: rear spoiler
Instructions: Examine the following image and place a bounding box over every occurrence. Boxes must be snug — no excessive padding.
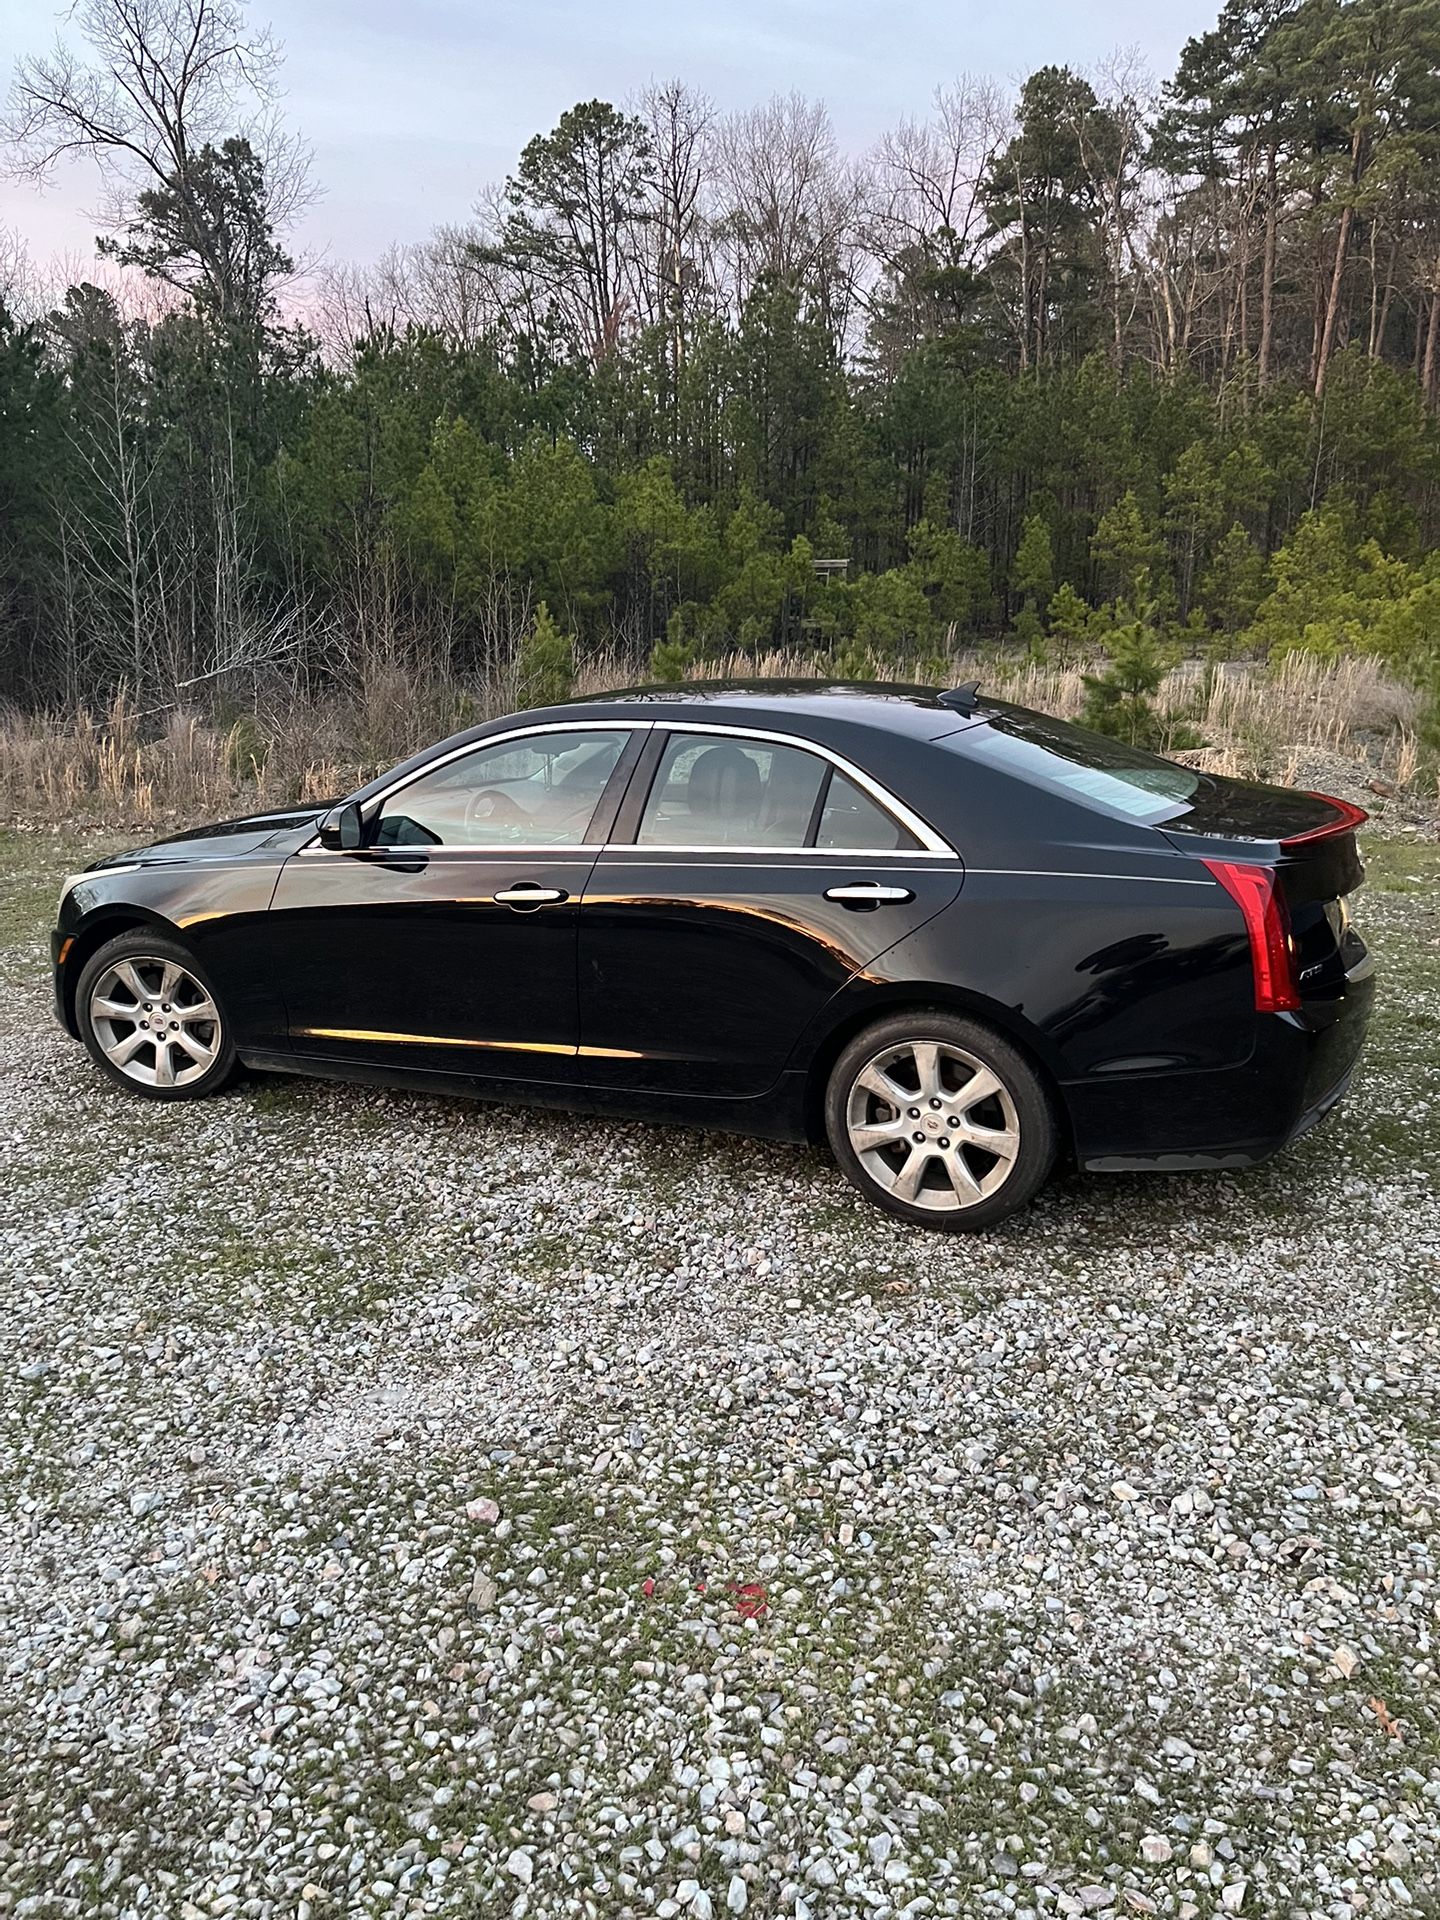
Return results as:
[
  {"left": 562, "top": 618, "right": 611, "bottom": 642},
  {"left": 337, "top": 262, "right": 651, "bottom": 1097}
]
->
[{"left": 1280, "top": 794, "right": 1368, "bottom": 851}]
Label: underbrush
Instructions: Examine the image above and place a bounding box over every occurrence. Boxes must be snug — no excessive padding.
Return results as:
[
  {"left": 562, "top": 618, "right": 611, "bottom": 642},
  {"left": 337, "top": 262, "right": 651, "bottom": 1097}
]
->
[{"left": 1, "top": 649, "right": 1432, "bottom": 826}]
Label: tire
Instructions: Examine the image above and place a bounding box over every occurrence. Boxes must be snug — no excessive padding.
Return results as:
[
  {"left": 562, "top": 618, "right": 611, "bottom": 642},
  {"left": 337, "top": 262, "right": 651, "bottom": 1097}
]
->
[
  {"left": 75, "top": 930, "right": 238, "bottom": 1101},
  {"left": 825, "top": 1010, "right": 1057, "bottom": 1231}
]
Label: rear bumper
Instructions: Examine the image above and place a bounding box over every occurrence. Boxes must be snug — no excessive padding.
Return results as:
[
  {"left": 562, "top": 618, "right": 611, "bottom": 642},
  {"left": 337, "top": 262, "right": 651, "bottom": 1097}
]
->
[{"left": 1069, "top": 964, "right": 1375, "bottom": 1173}]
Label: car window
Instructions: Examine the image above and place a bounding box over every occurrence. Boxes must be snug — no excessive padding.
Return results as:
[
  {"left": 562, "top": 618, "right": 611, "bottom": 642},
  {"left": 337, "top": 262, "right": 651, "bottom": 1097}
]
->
[
  {"left": 954, "top": 705, "right": 1199, "bottom": 825},
  {"left": 373, "top": 729, "right": 630, "bottom": 847},
  {"left": 816, "top": 771, "right": 920, "bottom": 850},
  {"left": 637, "top": 734, "right": 829, "bottom": 848}
]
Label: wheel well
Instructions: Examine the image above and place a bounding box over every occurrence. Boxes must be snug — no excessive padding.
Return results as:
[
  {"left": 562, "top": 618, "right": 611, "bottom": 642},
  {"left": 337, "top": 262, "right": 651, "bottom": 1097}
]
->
[
  {"left": 801, "top": 989, "right": 1075, "bottom": 1160},
  {"left": 60, "top": 912, "right": 172, "bottom": 1035}
]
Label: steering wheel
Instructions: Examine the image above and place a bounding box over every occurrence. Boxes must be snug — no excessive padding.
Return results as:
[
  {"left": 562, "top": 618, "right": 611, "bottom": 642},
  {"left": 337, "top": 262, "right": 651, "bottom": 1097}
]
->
[{"left": 464, "top": 787, "right": 530, "bottom": 832}]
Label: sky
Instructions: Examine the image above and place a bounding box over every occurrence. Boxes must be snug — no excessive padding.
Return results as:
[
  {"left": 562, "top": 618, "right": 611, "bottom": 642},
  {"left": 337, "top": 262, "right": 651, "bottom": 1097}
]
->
[{"left": 0, "top": 0, "right": 1218, "bottom": 276}]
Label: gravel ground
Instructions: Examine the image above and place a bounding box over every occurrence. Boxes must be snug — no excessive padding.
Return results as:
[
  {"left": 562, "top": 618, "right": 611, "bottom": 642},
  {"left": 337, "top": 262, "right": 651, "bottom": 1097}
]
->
[{"left": 2, "top": 826, "right": 1438, "bottom": 1920}]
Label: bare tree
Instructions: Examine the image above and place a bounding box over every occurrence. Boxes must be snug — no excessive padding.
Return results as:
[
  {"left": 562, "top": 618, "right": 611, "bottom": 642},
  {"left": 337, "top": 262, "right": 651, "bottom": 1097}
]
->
[
  {"left": 862, "top": 77, "right": 1008, "bottom": 360},
  {"left": 0, "top": 224, "right": 44, "bottom": 321},
  {"left": 4, "top": 0, "right": 311, "bottom": 327},
  {"left": 1072, "top": 52, "right": 1155, "bottom": 368},
  {"left": 637, "top": 79, "right": 714, "bottom": 386},
  {"left": 710, "top": 93, "right": 861, "bottom": 331},
  {"left": 867, "top": 77, "right": 1008, "bottom": 266}
]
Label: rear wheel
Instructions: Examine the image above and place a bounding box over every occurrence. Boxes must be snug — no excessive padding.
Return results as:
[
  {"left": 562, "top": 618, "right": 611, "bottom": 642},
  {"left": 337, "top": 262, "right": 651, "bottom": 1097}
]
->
[
  {"left": 76, "top": 931, "right": 238, "bottom": 1100},
  {"left": 825, "top": 1011, "right": 1057, "bottom": 1230}
]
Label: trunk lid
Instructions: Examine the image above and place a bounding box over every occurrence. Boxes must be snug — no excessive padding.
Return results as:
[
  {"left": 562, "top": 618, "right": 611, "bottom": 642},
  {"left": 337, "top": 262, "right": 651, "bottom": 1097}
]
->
[{"left": 1162, "top": 781, "right": 1368, "bottom": 1008}]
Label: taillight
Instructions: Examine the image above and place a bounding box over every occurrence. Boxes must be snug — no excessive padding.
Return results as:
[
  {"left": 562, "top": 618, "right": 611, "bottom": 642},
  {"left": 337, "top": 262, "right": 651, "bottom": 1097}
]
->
[
  {"left": 1281, "top": 794, "right": 1368, "bottom": 848},
  {"left": 1202, "top": 859, "right": 1301, "bottom": 1012}
]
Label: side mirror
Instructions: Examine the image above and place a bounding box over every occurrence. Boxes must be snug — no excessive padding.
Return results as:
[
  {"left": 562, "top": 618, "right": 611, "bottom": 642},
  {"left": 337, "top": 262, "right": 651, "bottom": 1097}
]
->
[{"left": 318, "top": 800, "right": 365, "bottom": 851}]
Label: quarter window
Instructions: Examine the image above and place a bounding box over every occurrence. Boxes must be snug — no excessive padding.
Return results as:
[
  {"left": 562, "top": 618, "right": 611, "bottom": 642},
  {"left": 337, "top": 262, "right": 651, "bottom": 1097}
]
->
[
  {"left": 635, "top": 733, "right": 919, "bottom": 851},
  {"left": 372, "top": 729, "right": 630, "bottom": 847},
  {"left": 816, "top": 771, "right": 920, "bottom": 850}
]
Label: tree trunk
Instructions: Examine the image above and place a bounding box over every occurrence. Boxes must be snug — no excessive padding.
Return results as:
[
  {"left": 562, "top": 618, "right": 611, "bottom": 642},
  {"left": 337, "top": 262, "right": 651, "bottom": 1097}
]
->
[
  {"left": 1314, "top": 200, "right": 1354, "bottom": 397},
  {"left": 1258, "top": 142, "right": 1277, "bottom": 389},
  {"left": 1423, "top": 284, "right": 1440, "bottom": 406}
]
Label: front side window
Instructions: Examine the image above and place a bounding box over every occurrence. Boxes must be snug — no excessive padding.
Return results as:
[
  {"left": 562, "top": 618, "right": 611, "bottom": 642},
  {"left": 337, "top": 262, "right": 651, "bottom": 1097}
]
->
[
  {"left": 373, "top": 729, "right": 629, "bottom": 847},
  {"left": 635, "top": 733, "right": 920, "bottom": 851}
]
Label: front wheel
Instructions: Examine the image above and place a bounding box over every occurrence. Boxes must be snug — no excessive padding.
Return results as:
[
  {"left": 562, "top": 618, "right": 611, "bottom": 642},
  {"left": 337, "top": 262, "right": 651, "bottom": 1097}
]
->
[
  {"left": 75, "top": 931, "right": 238, "bottom": 1100},
  {"left": 825, "top": 1011, "right": 1057, "bottom": 1231}
]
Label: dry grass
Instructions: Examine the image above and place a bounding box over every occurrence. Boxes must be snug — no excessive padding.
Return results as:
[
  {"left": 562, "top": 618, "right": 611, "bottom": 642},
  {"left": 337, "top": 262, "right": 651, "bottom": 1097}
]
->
[{"left": 1, "top": 651, "right": 1430, "bottom": 827}]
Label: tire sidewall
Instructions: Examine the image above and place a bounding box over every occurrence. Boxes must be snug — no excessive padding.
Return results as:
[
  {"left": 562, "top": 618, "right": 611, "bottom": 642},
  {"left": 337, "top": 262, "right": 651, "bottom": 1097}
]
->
[
  {"left": 825, "top": 1010, "right": 1057, "bottom": 1231},
  {"left": 76, "top": 931, "right": 237, "bottom": 1101}
]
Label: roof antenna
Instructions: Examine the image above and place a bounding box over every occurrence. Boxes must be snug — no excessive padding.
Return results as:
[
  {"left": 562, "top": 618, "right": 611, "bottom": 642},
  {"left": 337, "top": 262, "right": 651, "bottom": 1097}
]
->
[{"left": 937, "top": 681, "right": 981, "bottom": 713}]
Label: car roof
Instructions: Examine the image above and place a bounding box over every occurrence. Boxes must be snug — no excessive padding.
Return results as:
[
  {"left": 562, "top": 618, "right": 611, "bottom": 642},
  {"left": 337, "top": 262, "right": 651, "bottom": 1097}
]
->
[{"left": 546, "top": 679, "right": 981, "bottom": 741}]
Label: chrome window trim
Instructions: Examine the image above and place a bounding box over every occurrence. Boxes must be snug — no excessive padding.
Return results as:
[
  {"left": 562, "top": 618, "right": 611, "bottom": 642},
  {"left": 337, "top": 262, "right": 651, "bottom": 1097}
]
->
[
  {"left": 295, "top": 843, "right": 599, "bottom": 859},
  {"left": 599, "top": 845, "right": 955, "bottom": 861},
  {"left": 626, "top": 719, "right": 955, "bottom": 858},
  {"left": 363, "top": 717, "right": 649, "bottom": 820}
]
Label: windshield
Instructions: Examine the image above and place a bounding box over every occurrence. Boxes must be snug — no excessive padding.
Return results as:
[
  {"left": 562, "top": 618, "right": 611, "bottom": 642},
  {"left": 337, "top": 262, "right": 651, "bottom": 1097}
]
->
[{"left": 956, "top": 705, "right": 1199, "bottom": 825}]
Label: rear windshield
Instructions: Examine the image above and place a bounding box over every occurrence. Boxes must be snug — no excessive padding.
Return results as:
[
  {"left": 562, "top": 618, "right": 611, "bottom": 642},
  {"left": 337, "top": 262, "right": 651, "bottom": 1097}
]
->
[{"left": 955, "top": 706, "right": 1198, "bottom": 825}]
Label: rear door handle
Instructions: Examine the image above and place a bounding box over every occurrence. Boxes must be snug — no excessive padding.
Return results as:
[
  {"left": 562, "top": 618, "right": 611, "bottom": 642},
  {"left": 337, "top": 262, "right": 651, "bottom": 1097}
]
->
[
  {"left": 824, "top": 882, "right": 915, "bottom": 907},
  {"left": 494, "top": 884, "right": 569, "bottom": 910}
]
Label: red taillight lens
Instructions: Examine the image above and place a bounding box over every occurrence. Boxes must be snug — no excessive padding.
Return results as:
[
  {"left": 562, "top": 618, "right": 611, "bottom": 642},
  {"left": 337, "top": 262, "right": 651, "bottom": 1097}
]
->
[
  {"left": 1202, "top": 859, "right": 1301, "bottom": 1012},
  {"left": 1281, "top": 794, "right": 1368, "bottom": 848}
]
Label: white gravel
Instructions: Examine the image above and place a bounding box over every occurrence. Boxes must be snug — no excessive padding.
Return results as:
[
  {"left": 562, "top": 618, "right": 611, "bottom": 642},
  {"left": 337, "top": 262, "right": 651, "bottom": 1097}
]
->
[{"left": 1, "top": 829, "right": 1437, "bottom": 1920}]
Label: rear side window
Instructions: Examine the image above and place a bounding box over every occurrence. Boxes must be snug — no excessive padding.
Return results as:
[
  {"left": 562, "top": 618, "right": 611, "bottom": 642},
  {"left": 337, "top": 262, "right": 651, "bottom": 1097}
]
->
[
  {"left": 637, "top": 735, "right": 827, "bottom": 848},
  {"left": 634, "top": 733, "right": 920, "bottom": 851}
]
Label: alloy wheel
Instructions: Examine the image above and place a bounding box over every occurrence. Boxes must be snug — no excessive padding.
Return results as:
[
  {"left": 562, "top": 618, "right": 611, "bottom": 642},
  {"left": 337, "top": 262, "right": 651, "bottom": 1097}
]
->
[
  {"left": 844, "top": 1037, "right": 1021, "bottom": 1213},
  {"left": 87, "top": 955, "right": 223, "bottom": 1090}
]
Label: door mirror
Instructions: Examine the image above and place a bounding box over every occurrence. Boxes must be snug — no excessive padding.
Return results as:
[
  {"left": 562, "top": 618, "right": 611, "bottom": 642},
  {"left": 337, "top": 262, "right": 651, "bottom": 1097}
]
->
[{"left": 318, "top": 800, "right": 364, "bottom": 851}]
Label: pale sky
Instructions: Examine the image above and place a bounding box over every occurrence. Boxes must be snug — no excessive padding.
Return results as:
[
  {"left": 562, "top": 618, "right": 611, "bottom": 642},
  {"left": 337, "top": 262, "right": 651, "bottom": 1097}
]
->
[{"left": 1, "top": 0, "right": 1217, "bottom": 275}]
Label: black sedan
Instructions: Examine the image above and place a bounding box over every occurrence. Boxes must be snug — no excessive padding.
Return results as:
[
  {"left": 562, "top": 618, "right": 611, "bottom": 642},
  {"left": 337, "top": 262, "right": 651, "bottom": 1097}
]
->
[{"left": 51, "top": 682, "right": 1375, "bottom": 1229}]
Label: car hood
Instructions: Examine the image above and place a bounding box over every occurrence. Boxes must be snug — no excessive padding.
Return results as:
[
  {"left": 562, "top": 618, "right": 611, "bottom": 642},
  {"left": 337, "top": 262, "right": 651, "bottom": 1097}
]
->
[{"left": 90, "top": 804, "right": 332, "bottom": 871}]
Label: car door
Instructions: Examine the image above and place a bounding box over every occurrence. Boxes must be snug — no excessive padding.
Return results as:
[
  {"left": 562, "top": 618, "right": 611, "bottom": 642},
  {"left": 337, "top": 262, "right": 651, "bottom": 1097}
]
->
[
  {"left": 269, "top": 723, "right": 642, "bottom": 1091},
  {"left": 577, "top": 725, "right": 965, "bottom": 1100}
]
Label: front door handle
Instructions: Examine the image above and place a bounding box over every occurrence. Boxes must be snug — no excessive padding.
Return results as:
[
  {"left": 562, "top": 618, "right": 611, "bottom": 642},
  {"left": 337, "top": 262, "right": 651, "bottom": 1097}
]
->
[
  {"left": 494, "top": 884, "right": 570, "bottom": 911},
  {"left": 824, "top": 881, "right": 915, "bottom": 908}
]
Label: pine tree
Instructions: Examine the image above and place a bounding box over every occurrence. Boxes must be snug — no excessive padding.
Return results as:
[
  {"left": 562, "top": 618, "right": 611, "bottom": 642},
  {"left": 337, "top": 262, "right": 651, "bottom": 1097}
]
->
[{"left": 518, "top": 602, "right": 575, "bottom": 705}]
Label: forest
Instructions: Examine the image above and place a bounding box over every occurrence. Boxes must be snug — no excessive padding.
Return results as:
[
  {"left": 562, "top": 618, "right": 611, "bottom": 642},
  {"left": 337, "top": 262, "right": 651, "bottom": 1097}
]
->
[{"left": 2, "top": 0, "right": 1440, "bottom": 767}]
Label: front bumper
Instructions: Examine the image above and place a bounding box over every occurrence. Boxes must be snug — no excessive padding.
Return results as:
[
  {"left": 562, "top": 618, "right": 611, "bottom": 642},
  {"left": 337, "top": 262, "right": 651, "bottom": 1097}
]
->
[{"left": 51, "top": 927, "right": 76, "bottom": 1035}]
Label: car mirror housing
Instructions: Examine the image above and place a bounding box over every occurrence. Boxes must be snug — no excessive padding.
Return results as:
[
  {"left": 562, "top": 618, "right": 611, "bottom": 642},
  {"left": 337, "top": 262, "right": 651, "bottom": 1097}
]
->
[{"left": 318, "top": 801, "right": 364, "bottom": 851}]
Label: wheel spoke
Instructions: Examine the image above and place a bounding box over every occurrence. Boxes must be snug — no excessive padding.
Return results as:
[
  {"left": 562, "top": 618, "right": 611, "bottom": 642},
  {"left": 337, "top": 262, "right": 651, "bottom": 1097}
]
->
[
  {"left": 910, "top": 1042, "right": 943, "bottom": 1102},
  {"left": 172, "top": 1027, "right": 215, "bottom": 1065},
  {"left": 891, "top": 1144, "right": 932, "bottom": 1202},
  {"left": 177, "top": 1000, "right": 218, "bottom": 1028},
  {"left": 104, "top": 1029, "right": 148, "bottom": 1067},
  {"left": 850, "top": 1117, "right": 908, "bottom": 1154},
  {"left": 153, "top": 1039, "right": 177, "bottom": 1087},
  {"left": 92, "top": 996, "right": 140, "bottom": 1022},
  {"left": 942, "top": 1148, "right": 984, "bottom": 1201},
  {"left": 159, "top": 961, "right": 183, "bottom": 1000},
  {"left": 953, "top": 1119, "right": 1020, "bottom": 1163},
  {"left": 954, "top": 1065, "right": 1004, "bottom": 1114},
  {"left": 115, "top": 961, "right": 149, "bottom": 1002},
  {"left": 855, "top": 1062, "right": 910, "bottom": 1107}
]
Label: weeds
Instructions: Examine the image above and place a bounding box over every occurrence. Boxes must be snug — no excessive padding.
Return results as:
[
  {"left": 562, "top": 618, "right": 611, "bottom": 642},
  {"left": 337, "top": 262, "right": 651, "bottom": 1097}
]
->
[{"left": 2, "top": 651, "right": 1432, "bottom": 827}]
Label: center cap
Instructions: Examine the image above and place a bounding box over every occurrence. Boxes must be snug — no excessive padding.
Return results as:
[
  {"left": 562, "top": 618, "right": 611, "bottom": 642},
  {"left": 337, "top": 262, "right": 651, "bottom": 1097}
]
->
[{"left": 924, "top": 1114, "right": 944, "bottom": 1135}]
